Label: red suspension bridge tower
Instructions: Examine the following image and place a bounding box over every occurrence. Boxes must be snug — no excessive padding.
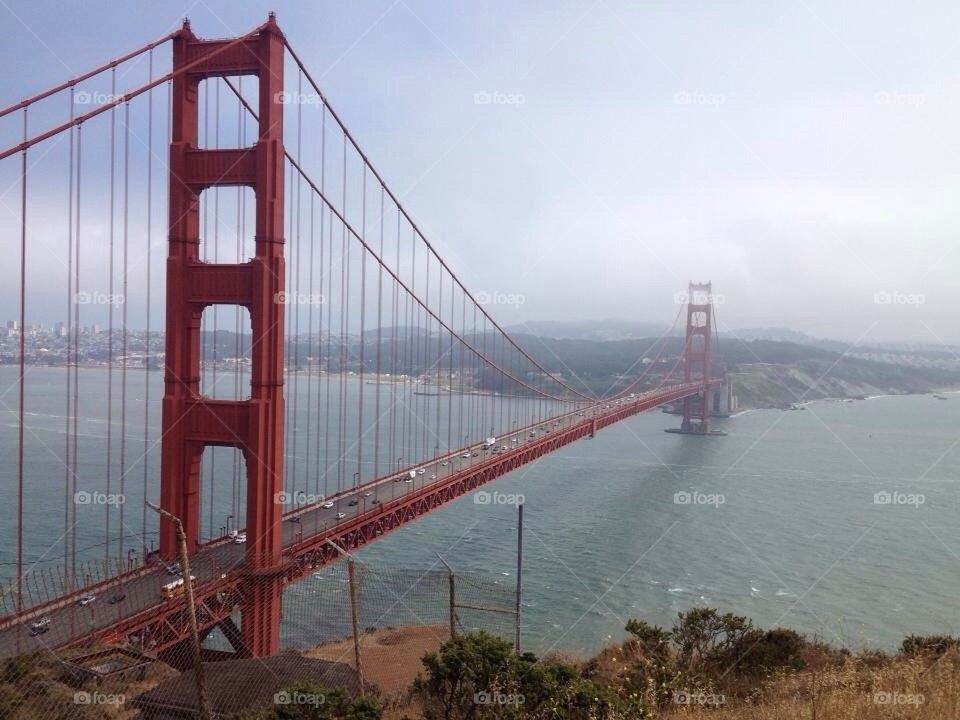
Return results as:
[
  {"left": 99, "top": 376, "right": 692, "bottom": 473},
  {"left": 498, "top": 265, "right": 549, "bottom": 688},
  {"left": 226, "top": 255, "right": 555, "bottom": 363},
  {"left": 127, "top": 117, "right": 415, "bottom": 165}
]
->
[
  {"left": 674, "top": 281, "right": 720, "bottom": 435},
  {"left": 159, "top": 15, "right": 286, "bottom": 656}
]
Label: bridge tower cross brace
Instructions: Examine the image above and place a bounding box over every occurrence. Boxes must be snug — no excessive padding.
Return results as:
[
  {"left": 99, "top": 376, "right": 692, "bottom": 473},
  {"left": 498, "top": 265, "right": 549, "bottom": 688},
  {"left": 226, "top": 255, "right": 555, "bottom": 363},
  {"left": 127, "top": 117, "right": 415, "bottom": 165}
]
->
[
  {"left": 681, "top": 282, "right": 714, "bottom": 433},
  {"left": 159, "top": 15, "right": 286, "bottom": 656}
]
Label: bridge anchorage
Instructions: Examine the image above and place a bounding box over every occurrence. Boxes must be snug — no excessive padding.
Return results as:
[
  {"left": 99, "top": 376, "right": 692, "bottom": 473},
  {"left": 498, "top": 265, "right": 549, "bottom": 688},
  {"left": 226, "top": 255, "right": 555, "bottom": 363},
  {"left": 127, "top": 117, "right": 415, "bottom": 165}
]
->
[{"left": 0, "top": 12, "right": 724, "bottom": 665}]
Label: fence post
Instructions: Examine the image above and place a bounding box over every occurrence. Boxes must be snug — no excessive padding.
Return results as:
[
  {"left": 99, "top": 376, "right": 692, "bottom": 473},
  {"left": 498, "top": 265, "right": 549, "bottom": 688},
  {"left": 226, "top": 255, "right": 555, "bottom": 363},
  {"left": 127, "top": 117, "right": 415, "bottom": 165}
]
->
[
  {"left": 435, "top": 553, "right": 456, "bottom": 639},
  {"left": 515, "top": 502, "right": 523, "bottom": 653},
  {"left": 347, "top": 559, "right": 364, "bottom": 691},
  {"left": 448, "top": 569, "right": 456, "bottom": 640}
]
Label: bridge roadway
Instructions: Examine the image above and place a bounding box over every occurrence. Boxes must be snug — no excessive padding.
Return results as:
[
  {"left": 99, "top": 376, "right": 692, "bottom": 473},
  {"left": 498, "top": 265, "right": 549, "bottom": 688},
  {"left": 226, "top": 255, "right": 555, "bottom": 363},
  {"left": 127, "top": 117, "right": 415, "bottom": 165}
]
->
[{"left": 0, "top": 381, "right": 711, "bottom": 657}]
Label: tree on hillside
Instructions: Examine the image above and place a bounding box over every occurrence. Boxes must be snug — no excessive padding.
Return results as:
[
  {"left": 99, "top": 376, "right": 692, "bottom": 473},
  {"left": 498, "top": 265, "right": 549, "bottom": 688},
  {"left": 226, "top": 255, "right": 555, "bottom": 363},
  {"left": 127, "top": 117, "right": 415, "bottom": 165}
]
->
[{"left": 411, "top": 631, "right": 647, "bottom": 720}]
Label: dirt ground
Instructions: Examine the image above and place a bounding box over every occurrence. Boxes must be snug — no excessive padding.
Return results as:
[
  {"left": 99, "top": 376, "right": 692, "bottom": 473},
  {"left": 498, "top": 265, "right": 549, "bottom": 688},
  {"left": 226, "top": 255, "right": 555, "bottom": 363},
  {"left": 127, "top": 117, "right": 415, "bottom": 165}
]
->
[{"left": 301, "top": 623, "right": 450, "bottom": 695}]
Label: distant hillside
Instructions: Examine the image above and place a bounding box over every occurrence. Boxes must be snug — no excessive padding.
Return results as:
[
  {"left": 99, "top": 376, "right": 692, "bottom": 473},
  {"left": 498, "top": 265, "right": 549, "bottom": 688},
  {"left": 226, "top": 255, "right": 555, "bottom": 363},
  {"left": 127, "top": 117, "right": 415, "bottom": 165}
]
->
[
  {"left": 198, "top": 327, "right": 960, "bottom": 409},
  {"left": 719, "top": 326, "right": 816, "bottom": 343},
  {"left": 505, "top": 319, "right": 670, "bottom": 341}
]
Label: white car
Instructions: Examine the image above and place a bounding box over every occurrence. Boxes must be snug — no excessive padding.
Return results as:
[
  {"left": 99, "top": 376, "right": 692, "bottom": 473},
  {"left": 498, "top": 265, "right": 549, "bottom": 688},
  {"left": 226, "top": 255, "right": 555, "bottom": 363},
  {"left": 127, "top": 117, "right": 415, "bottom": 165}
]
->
[
  {"left": 416, "top": 468, "right": 425, "bottom": 475},
  {"left": 441, "top": 461, "right": 449, "bottom": 466},
  {"left": 321, "top": 500, "right": 335, "bottom": 509},
  {"left": 233, "top": 533, "right": 247, "bottom": 544},
  {"left": 335, "top": 512, "right": 346, "bottom": 520},
  {"left": 76, "top": 594, "right": 96, "bottom": 607},
  {"left": 404, "top": 477, "right": 413, "bottom": 484},
  {"left": 362, "top": 491, "right": 373, "bottom": 497}
]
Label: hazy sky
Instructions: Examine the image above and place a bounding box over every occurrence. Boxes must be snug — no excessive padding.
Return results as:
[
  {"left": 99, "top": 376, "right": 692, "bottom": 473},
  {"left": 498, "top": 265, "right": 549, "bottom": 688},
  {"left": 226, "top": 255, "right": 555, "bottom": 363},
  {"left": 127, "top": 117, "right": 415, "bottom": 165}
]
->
[{"left": 1, "top": 0, "right": 957, "bottom": 345}]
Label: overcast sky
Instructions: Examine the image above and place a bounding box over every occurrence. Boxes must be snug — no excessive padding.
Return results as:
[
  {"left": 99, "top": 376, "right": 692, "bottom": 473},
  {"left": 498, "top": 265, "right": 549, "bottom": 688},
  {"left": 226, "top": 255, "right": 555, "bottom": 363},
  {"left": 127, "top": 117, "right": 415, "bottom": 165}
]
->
[{"left": 1, "top": 0, "right": 957, "bottom": 345}]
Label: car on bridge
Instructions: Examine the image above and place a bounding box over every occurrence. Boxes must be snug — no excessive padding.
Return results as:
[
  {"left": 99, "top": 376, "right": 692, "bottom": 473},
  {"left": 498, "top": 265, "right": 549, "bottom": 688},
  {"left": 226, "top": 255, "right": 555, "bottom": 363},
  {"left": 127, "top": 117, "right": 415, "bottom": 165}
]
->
[
  {"left": 321, "top": 500, "right": 335, "bottom": 509},
  {"left": 28, "top": 618, "right": 50, "bottom": 636},
  {"left": 76, "top": 594, "right": 96, "bottom": 607}
]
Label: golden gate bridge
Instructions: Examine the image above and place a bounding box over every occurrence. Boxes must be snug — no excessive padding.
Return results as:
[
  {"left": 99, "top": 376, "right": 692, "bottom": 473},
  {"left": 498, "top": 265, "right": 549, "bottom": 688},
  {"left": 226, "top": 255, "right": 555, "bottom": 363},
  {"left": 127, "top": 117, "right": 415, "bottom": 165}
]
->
[{"left": 0, "top": 15, "right": 719, "bottom": 663}]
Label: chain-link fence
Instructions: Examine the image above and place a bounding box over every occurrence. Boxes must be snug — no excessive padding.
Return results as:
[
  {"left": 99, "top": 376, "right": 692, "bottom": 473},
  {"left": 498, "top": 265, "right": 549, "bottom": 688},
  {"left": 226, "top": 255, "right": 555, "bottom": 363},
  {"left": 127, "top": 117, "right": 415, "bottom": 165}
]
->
[{"left": 0, "top": 556, "right": 523, "bottom": 718}]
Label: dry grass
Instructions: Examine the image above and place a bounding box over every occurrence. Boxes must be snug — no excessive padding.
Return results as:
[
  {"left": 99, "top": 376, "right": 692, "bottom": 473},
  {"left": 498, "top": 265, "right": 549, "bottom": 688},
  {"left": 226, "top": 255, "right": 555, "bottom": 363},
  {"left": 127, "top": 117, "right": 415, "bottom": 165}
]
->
[{"left": 660, "top": 651, "right": 960, "bottom": 720}]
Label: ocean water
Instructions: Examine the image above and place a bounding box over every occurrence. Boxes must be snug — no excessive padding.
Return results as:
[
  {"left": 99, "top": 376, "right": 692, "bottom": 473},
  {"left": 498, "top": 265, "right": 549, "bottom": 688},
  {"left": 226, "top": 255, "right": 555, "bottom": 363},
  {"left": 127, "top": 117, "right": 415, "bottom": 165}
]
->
[
  {"left": 321, "top": 392, "right": 960, "bottom": 655},
  {"left": 2, "top": 365, "right": 959, "bottom": 655}
]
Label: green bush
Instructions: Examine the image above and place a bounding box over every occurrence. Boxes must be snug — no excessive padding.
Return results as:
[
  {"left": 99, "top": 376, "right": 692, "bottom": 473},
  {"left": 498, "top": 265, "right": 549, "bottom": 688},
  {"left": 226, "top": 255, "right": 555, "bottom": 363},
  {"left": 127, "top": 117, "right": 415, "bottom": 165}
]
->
[
  {"left": 411, "top": 631, "right": 649, "bottom": 720},
  {"left": 901, "top": 634, "right": 960, "bottom": 657},
  {"left": 272, "top": 682, "right": 381, "bottom": 720}
]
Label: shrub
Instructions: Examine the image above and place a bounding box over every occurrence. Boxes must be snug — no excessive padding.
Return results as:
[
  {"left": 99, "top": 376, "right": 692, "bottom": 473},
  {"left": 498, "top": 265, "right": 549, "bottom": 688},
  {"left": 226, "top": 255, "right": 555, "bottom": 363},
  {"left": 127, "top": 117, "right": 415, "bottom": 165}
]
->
[{"left": 901, "top": 634, "right": 960, "bottom": 657}]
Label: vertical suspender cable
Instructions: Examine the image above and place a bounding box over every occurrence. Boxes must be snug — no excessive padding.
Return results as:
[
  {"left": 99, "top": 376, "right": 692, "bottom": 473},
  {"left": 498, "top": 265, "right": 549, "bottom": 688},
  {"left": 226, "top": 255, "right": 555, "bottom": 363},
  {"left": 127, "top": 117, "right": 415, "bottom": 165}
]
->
[
  {"left": 200, "top": 79, "right": 210, "bottom": 538},
  {"left": 435, "top": 266, "right": 442, "bottom": 457},
  {"left": 119, "top": 98, "right": 130, "bottom": 560},
  {"left": 71, "top": 124, "right": 82, "bottom": 587},
  {"left": 338, "top": 135, "right": 348, "bottom": 495},
  {"left": 373, "top": 185, "right": 384, "bottom": 480},
  {"left": 390, "top": 212, "right": 400, "bottom": 491},
  {"left": 314, "top": 105, "right": 326, "bottom": 498},
  {"left": 65, "top": 92, "right": 75, "bottom": 586},
  {"left": 447, "top": 274, "right": 454, "bottom": 455},
  {"left": 305, "top": 190, "right": 315, "bottom": 490},
  {"left": 357, "top": 168, "right": 366, "bottom": 489},
  {"left": 106, "top": 67, "right": 116, "bottom": 561},
  {"left": 16, "top": 106, "right": 28, "bottom": 612},
  {"left": 285, "top": 144, "right": 295, "bottom": 500},
  {"left": 142, "top": 54, "right": 155, "bottom": 560},
  {"left": 291, "top": 70, "right": 303, "bottom": 499},
  {"left": 233, "top": 77, "right": 244, "bottom": 523}
]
